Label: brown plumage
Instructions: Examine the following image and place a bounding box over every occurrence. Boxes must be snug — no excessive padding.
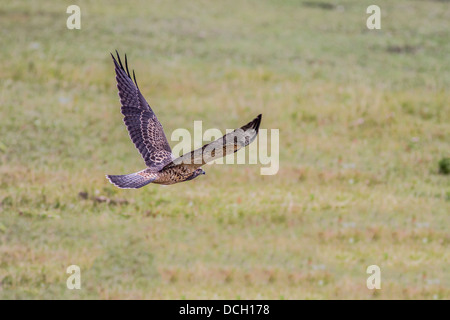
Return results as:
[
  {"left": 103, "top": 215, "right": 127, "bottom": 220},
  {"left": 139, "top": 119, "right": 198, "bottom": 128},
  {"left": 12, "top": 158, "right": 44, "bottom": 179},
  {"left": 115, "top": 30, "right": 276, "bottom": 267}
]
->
[{"left": 106, "top": 52, "right": 262, "bottom": 189}]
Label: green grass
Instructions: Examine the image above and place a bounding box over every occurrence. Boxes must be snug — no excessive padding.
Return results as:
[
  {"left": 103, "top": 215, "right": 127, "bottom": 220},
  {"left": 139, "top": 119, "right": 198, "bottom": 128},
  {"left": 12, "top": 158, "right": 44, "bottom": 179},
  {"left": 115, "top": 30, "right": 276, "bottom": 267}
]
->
[{"left": 0, "top": 0, "right": 449, "bottom": 299}]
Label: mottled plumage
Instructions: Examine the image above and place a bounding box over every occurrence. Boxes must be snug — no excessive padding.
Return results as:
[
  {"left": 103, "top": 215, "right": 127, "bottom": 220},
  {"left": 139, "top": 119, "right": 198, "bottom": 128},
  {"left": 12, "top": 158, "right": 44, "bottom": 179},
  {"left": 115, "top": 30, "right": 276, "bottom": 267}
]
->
[{"left": 106, "top": 52, "right": 262, "bottom": 189}]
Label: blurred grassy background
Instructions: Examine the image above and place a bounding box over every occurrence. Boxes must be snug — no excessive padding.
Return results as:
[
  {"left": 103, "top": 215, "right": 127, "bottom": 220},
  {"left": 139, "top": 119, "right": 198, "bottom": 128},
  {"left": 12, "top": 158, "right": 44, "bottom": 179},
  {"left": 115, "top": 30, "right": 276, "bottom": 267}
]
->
[{"left": 0, "top": 0, "right": 449, "bottom": 299}]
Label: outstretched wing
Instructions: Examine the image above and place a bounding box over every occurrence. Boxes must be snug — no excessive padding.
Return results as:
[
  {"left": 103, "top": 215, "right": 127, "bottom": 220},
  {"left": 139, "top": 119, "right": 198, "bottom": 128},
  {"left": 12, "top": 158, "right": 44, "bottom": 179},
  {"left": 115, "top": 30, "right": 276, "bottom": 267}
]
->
[
  {"left": 111, "top": 51, "right": 173, "bottom": 171},
  {"left": 168, "top": 114, "right": 262, "bottom": 169}
]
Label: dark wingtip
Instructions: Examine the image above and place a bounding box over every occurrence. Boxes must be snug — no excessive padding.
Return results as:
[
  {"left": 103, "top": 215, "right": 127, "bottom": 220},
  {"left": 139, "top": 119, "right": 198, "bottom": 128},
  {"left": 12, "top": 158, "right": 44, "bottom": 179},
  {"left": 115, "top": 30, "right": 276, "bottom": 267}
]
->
[
  {"left": 253, "top": 114, "right": 262, "bottom": 132},
  {"left": 113, "top": 50, "right": 137, "bottom": 82},
  {"left": 133, "top": 69, "right": 139, "bottom": 88},
  {"left": 110, "top": 52, "right": 118, "bottom": 65},
  {"left": 240, "top": 114, "right": 262, "bottom": 133},
  {"left": 124, "top": 54, "right": 131, "bottom": 78},
  {"left": 255, "top": 113, "right": 262, "bottom": 132},
  {"left": 116, "top": 50, "right": 124, "bottom": 70}
]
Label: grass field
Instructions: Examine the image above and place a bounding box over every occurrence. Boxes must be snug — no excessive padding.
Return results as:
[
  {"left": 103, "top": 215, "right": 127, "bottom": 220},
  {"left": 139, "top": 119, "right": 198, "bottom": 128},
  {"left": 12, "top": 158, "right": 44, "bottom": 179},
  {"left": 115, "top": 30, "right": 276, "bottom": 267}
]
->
[{"left": 0, "top": 0, "right": 449, "bottom": 299}]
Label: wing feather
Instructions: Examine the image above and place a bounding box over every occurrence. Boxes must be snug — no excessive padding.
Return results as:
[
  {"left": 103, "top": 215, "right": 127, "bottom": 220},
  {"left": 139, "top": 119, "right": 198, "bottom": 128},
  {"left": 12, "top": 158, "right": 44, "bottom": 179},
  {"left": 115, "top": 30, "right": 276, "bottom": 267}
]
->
[
  {"left": 111, "top": 52, "right": 173, "bottom": 171},
  {"left": 168, "top": 114, "right": 262, "bottom": 169}
]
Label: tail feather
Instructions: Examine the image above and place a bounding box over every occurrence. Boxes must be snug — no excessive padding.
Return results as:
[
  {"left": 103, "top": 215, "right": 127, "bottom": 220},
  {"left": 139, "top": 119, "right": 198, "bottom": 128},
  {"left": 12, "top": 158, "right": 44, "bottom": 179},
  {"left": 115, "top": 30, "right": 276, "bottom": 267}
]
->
[{"left": 106, "top": 170, "right": 156, "bottom": 189}]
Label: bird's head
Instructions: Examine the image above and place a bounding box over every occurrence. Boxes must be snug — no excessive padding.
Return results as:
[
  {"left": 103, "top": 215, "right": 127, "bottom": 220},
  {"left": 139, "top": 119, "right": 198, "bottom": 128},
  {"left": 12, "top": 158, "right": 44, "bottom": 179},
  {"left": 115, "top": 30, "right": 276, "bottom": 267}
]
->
[{"left": 186, "top": 168, "right": 206, "bottom": 181}]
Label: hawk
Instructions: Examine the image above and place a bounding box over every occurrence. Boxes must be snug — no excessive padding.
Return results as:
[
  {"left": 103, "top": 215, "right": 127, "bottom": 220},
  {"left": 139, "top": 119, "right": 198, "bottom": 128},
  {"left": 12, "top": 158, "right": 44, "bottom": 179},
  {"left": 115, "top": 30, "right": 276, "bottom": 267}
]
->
[{"left": 106, "top": 52, "right": 262, "bottom": 189}]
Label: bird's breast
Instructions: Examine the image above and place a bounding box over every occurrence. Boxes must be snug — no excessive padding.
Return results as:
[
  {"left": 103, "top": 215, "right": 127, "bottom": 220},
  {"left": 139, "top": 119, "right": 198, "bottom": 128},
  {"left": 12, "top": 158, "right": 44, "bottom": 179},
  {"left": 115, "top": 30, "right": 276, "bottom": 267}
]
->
[{"left": 151, "top": 166, "right": 195, "bottom": 185}]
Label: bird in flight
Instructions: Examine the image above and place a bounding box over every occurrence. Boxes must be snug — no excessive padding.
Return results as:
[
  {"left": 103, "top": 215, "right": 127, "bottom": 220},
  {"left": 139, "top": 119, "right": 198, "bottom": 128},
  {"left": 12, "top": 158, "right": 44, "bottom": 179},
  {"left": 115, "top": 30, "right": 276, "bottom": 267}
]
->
[{"left": 106, "top": 52, "right": 262, "bottom": 189}]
